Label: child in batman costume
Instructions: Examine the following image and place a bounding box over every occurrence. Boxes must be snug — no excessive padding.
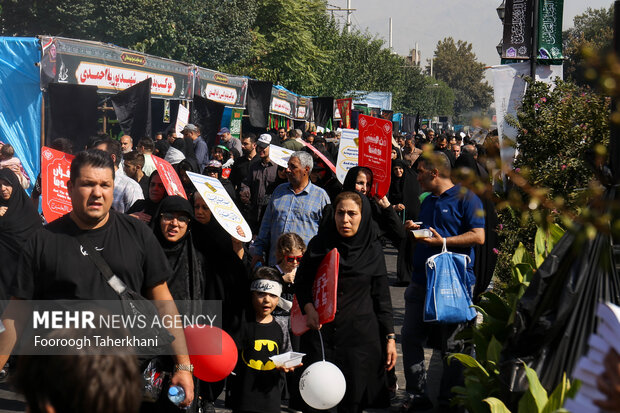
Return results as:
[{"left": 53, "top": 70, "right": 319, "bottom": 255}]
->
[{"left": 226, "top": 267, "right": 294, "bottom": 413}]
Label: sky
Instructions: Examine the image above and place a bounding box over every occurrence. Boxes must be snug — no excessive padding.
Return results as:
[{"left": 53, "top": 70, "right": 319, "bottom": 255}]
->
[{"left": 329, "top": 0, "right": 612, "bottom": 70}]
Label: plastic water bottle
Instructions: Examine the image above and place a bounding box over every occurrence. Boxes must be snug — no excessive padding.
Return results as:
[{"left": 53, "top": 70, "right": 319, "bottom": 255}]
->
[{"left": 168, "top": 385, "right": 185, "bottom": 406}]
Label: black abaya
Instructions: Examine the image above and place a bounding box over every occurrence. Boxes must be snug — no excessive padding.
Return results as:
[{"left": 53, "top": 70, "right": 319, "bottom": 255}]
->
[
  {"left": 0, "top": 169, "right": 42, "bottom": 302},
  {"left": 296, "top": 193, "right": 395, "bottom": 412}
]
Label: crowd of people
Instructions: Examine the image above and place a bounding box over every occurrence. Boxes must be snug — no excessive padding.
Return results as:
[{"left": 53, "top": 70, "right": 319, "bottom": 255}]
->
[{"left": 0, "top": 124, "right": 505, "bottom": 413}]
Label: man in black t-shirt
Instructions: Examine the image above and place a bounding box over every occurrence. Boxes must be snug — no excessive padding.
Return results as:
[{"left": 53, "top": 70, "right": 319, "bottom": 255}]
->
[{"left": 0, "top": 149, "right": 195, "bottom": 408}]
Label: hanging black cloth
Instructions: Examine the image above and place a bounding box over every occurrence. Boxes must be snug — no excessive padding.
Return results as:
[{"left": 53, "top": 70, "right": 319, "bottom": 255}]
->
[
  {"left": 0, "top": 169, "right": 42, "bottom": 302},
  {"left": 191, "top": 95, "right": 225, "bottom": 151},
  {"left": 296, "top": 193, "right": 394, "bottom": 411},
  {"left": 246, "top": 80, "right": 273, "bottom": 129},
  {"left": 502, "top": 189, "right": 620, "bottom": 393},
  {"left": 312, "top": 97, "right": 334, "bottom": 128},
  {"left": 453, "top": 153, "right": 499, "bottom": 301},
  {"left": 401, "top": 114, "right": 416, "bottom": 134},
  {"left": 48, "top": 83, "right": 98, "bottom": 151},
  {"left": 110, "top": 78, "right": 152, "bottom": 139}
]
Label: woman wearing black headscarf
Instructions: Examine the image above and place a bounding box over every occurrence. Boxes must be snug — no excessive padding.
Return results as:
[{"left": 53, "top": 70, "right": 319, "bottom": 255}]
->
[
  {"left": 127, "top": 171, "right": 167, "bottom": 224},
  {"left": 453, "top": 152, "right": 499, "bottom": 302},
  {"left": 149, "top": 196, "right": 203, "bottom": 413},
  {"left": 387, "top": 159, "right": 422, "bottom": 285},
  {"left": 341, "top": 166, "right": 405, "bottom": 247},
  {"left": 296, "top": 191, "right": 396, "bottom": 413},
  {"left": 0, "top": 169, "right": 42, "bottom": 302}
]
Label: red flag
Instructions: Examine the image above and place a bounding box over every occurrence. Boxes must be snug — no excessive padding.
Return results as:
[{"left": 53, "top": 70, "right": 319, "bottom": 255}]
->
[
  {"left": 41, "top": 146, "right": 75, "bottom": 222},
  {"left": 152, "top": 155, "right": 187, "bottom": 199},
  {"left": 336, "top": 98, "right": 352, "bottom": 129},
  {"left": 290, "top": 248, "right": 340, "bottom": 336},
  {"left": 358, "top": 114, "right": 392, "bottom": 198}
]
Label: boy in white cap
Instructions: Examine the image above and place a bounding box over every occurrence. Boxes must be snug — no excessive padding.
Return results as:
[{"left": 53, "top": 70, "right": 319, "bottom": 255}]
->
[{"left": 226, "top": 267, "right": 297, "bottom": 413}]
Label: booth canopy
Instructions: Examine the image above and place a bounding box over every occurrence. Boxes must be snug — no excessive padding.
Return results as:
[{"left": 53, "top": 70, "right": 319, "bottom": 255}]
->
[
  {"left": 40, "top": 36, "right": 195, "bottom": 100},
  {"left": 195, "top": 66, "right": 248, "bottom": 108}
]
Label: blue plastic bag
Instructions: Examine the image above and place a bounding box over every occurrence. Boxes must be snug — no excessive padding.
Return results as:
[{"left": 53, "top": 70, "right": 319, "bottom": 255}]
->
[{"left": 424, "top": 239, "right": 477, "bottom": 323}]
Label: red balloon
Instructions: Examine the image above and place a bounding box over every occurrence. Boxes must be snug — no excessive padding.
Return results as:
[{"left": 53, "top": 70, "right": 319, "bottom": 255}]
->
[{"left": 184, "top": 325, "right": 238, "bottom": 382}]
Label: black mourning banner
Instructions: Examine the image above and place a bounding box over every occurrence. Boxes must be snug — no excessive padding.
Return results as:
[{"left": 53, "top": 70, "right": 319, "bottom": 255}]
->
[
  {"left": 247, "top": 80, "right": 273, "bottom": 128},
  {"left": 502, "top": 0, "right": 533, "bottom": 60},
  {"left": 191, "top": 95, "right": 225, "bottom": 150},
  {"left": 110, "top": 78, "right": 152, "bottom": 139},
  {"left": 48, "top": 83, "right": 98, "bottom": 151},
  {"left": 312, "top": 97, "right": 334, "bottom": 128}
]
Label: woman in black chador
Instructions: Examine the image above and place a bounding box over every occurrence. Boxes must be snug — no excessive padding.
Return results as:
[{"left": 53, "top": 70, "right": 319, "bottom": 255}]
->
[
  {"left": 0, "top": 168, "right": 41, "bottom": 302},
  {"left": 296, "top": 191, "right": 397, "bottom": 413}
]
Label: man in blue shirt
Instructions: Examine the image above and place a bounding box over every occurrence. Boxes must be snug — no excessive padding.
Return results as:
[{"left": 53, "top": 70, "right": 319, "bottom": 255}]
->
[
  {"left": 251, "top": 151, "right": 330, "bottom": 266},
  {"left": 401, "top": 151, "right": 485, "bottom": 412}
]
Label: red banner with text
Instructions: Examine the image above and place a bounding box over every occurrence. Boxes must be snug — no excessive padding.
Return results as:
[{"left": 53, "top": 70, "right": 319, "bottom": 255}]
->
[
  {"left": 41, "top": 147, "right": 75, "bottom": 223},
  {"left": 152, "top": 155, "right": 187, "bottom": 199},
  {"left": 291, "top": 248, "right": 340, "bottom": 336},
  {"left": 358, "top": 114, "right": 392, "bottom": 198}
]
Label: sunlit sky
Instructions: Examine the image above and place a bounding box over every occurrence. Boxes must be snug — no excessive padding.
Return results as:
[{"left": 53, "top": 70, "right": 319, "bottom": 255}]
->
[{"left": 330, "top": 0, "right": 612, "bottom": 69}]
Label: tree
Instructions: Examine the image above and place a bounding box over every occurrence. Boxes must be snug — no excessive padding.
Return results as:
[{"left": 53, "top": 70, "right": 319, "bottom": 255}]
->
[
  {"left": 563, "top": 5, "right": 613, "bottom": 86},
  {"left": 429, "top": 37, "right": 492, "bottom": 121},
  {"left": 225, "top": 0, "right": 330, "bottom": 94},
  {"left": 0, "top": 0, "right": 257, "bottom": 70}
]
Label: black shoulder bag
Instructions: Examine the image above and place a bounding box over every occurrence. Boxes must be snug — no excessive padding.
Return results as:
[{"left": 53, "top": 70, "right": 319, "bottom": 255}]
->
[{"left": 76, "top": 233, "right": 174, "bottom": 354}]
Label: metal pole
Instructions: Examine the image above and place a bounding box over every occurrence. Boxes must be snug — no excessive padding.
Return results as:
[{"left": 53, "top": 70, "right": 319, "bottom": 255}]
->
[
  {"left": 530, "top": 0, "right": 539, "bottom": 78},
  {"left": 389, "top": 18, "right": 393, "bottom": 50},
  {"left": 347, "top": 0, "right": 352, "bottom": 33}
]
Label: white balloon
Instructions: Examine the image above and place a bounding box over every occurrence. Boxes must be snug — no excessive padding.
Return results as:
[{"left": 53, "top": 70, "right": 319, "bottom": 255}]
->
[{"left": 299, "top": 361, "right": 347, "bottom": 410}]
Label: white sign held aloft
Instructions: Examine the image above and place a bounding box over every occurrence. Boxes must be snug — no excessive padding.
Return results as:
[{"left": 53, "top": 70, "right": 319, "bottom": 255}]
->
[
  {"left": 269, "top": 144, "right": 296, "bottom": 169},
  {"left": 175, "top": 104, "right": 190, "bottom": 136},
  {"left": 186, "top": 171, "right": 252, "bottom": 243},
  {"left": 335, "top": 129, "right": 359, "bottom": 183}
]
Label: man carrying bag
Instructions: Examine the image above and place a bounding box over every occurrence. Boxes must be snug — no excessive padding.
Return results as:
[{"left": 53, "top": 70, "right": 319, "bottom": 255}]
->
[{"left": 400, "top": 152, "right": 485, "bottom": 412}]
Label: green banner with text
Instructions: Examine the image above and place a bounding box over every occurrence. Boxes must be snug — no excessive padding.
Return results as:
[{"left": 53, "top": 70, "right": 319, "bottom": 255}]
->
[{"left": 537, "top": 0, "right": 564, "bottom": 63}]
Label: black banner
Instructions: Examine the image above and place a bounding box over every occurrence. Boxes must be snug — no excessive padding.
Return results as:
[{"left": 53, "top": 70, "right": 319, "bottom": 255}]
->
[
  {"left": 110, "top": 78, "right": 152, "bottom": 139},
  {"left": 40, "top": 36, "right": 194, "bottom": 99},
  {"left": 195, "top": 67, "right": 248, "bottom": 108},
  {"left": 247, "top": 80, "right": 273, "bottom": 129},
  {"left": 502, "top": 0, "right": 533, "bottom": 60}
]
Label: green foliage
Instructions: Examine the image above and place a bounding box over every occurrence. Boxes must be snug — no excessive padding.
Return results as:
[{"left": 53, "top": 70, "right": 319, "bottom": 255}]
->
[
  {"left": 429, "top": 37, "right": 493, "bottom": 121},
  {"left": 482, "top": 369, "right": 577, "bottom": 413},
  {"left": 0, "top": 0, "right": 257, "bottom": 69},
  {"left": 563, "top": 4, "right": 613, "bottom": 86},
  {"left": 450, "top": 225, "right": 565, "bottom": 413},
  {"left": 494, "top": 79, "right": 610, "bottom": 284},
  {"left": 0, "top": 0, "right": 459, "bottom": 115}
]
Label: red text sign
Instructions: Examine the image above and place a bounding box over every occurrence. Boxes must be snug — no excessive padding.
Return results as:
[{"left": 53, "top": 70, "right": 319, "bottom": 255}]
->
[
  {"left": 291, "top": 248, "right": 340, "bottom": 336},
  {"left": 358, "top": 114, "right": 392, "bottom": 198},
  {"left": 152, "top": 155, "right": 187, "bottom": 199},
  {"left": 41, "top": 147, "right": 75, "bottom": 222}
]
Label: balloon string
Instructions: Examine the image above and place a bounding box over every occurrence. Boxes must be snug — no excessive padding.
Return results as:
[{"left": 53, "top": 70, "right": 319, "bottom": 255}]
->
[{"left": 318, "top": 329, "right": 325, "bottom": 361}]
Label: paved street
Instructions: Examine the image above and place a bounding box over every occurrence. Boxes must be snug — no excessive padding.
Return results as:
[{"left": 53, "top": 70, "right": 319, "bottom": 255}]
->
[{"left": 0, "top": 245, "right": 442, "bottom": 412}]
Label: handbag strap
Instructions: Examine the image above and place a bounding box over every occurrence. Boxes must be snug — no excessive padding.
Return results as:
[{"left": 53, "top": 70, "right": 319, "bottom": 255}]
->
[
  {"left": 442, "top": 237, "right": 447, "bottom": 253},
  {"left": 76, "top": 233, "right": 128, "bottom": 296}
]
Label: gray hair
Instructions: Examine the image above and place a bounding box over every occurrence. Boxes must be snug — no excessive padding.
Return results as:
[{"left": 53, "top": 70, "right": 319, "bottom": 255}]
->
[
  {"left": 291, "top": 151, "right": 313, "bottom": 170},
  {"left": 294, "top": 129, "right": 303, "bottom": 138}
]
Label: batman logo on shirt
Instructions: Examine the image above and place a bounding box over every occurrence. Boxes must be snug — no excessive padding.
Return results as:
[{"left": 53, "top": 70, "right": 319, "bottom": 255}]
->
[{"left": 242, "top": 339, "right": 279, "bottom": 371}]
